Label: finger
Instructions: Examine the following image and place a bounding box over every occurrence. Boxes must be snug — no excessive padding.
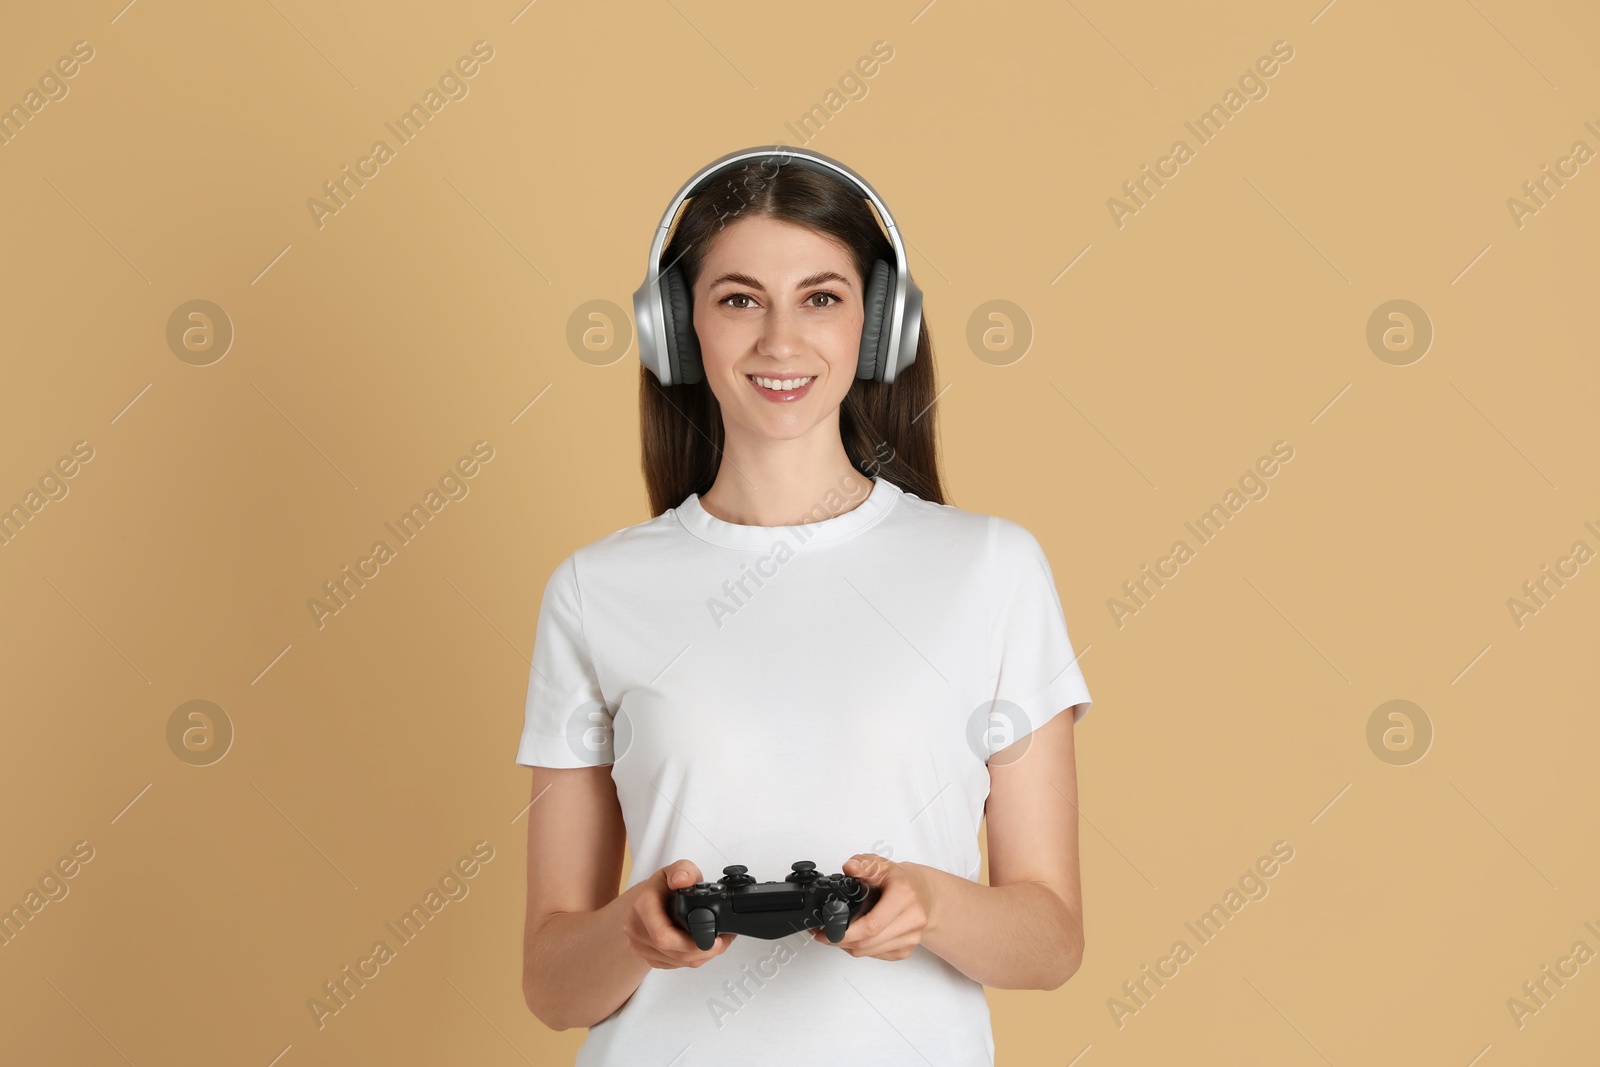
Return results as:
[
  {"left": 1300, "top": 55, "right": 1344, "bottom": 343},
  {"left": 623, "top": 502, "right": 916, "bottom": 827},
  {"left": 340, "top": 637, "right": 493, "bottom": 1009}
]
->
[
  {"left": 649, "top": 912, "right": 708, "bottom": 956},
  {"left": 642, "top": 944, "right": 707, "bottom": 968},
  {"left": 650, "top": 901, "right": 738, "bottom": 959},
  {"left": 841, "top": 910, "right": 923, "bottom": 956},
  {"left": 843, "top": 931, "right": 921, "bottom": 959},
  {"left": 844, "top": 854, "right": 893, "bottom": 884},
  {"left": 622, "top": 916, "right": 677, "bottom": 965},
  {"left": 624, "top": 919, "right": 684, "bottom": 965},
  {"left": 648, "top": 862, "right": 707, "bottom": 948},
  {"left": 822, "top": 922, "right": 874, "bottom": 951},
  {"left": 633, "top": 943, "right": 683, "bottom": 968},
  {"left": 651, "top": 931, "right": 735, "bottom": 968},
  {"left": 828, "top": 888, "right": 903, "bottom": 946},
  {"left": 687, "top": 932, "right": 737, "bottom": 959},
  {"left": 813, "top": 923, "right": 919, "bottom": 960},
  {"left": 856, "top": 936, "right": 919, "bottom": 961},
  {"left": 624, "top": 905, "right": 692, "bottom": 965},
  {"left": 629, "top": 929, "right": 721, "bottom": 968}
]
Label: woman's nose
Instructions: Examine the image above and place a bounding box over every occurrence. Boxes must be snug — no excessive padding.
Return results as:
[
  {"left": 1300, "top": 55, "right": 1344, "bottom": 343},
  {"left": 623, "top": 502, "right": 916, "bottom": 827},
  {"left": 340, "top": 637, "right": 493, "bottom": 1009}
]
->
[{"left": 757, "top": 303, "right": 806, "bottom": 356}]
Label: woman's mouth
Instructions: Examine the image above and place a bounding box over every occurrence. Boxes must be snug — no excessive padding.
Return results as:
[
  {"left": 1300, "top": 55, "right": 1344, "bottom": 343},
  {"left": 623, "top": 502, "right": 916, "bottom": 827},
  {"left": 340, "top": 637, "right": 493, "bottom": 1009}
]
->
[{"left": 747, "top": 374, "right": 816, "bottom": 403}]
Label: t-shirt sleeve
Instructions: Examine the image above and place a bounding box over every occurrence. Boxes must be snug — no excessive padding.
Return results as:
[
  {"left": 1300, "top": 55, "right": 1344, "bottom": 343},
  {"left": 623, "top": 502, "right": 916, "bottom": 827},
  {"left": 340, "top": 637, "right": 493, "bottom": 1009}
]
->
[
  {"left": 985, "top": 519, "right": 1093, "bottom": 756},
  {"left": 515, "top": 553, "right": 615, "bottom": 769}
]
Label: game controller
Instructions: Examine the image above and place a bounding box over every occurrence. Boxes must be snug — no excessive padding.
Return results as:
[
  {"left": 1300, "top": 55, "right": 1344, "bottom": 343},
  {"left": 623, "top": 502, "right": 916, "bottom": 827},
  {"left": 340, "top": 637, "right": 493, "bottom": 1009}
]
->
[{"left": 671, "top": 862, "right": 880, "bottom": 950}]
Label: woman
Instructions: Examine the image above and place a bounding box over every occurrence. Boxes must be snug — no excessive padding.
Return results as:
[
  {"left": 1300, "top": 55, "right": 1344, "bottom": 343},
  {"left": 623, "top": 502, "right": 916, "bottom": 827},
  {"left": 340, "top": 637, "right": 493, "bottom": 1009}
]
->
[{"left": 517, "top": 147, "right": 1094, "bottom": 1065}]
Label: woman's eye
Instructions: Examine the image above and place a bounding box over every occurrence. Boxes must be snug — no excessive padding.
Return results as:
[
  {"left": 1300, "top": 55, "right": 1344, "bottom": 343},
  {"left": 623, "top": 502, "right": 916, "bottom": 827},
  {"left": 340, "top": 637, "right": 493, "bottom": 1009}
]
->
[{"left": 719, "top": 292, "right": 840, "bottom": 309}]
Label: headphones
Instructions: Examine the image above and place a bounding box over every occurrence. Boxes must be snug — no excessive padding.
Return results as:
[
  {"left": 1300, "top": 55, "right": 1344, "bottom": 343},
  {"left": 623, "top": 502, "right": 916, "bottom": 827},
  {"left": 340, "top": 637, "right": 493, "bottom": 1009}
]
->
[{"left": 632, "top": 145, "right": 923, "bottom": 388}]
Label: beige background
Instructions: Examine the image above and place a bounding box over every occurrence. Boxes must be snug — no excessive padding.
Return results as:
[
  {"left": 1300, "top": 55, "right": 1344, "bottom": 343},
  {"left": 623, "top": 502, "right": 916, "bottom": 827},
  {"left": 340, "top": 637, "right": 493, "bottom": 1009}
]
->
[{"left": 2, "top": 0, "right": 1596, "bottom": 1064}]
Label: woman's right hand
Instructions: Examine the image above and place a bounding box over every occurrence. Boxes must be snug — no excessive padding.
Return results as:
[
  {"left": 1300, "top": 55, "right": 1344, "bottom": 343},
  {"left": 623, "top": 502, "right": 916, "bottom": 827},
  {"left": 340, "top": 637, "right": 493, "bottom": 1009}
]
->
[{"left": 622, "top": 859, "right": 736, "bottom": 969}]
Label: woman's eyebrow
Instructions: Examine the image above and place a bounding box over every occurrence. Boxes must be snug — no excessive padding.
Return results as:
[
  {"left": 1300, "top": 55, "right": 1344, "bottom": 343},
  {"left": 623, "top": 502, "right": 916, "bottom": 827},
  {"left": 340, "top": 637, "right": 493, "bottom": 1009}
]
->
[{"left": 706, "top": 270, "right": 854, "bottom": 291}]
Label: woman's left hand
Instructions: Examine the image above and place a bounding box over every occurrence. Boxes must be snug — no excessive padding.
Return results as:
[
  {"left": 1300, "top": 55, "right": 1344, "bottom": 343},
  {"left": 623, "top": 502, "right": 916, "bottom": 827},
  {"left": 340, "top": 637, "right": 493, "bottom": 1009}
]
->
[{"left": 811, "top": 854, "right": 939, "bottom": 961}]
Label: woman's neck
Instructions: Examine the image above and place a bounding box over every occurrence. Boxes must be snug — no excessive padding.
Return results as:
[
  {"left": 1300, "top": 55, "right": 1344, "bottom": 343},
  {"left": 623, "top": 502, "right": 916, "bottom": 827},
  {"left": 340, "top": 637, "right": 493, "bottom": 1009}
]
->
[{"left": 697, "top": 448, "right": 872, "bottom": 527}]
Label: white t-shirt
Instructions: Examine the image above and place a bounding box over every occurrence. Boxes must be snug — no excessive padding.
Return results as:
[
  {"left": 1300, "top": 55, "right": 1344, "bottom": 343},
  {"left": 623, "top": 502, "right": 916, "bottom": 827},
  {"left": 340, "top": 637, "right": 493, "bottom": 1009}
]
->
[{"left": 516, "top": 474, "right": 1093, "bottom": 1066}]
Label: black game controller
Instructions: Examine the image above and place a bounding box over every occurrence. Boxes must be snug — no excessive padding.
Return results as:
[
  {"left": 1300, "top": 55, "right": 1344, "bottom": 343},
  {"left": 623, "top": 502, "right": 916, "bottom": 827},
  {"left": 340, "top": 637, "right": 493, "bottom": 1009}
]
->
[{"left": 671, "top": 862, "right": 880, "bottom": 950}]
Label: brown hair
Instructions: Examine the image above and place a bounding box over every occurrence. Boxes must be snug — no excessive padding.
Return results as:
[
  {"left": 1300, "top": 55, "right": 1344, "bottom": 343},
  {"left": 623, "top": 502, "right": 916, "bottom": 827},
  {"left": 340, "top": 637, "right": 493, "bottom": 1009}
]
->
[{"left": 639, "top": 158, "right": 947, "bottom": 517}]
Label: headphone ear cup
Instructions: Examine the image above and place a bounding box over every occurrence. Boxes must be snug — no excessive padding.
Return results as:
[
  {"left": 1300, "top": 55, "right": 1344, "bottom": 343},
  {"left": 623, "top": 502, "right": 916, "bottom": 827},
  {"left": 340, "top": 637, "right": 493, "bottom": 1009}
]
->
[
  {"left": 857, "top": 258, "right": 893, "bottom": 381},
  {"left": 659, "top": 266, "right": 703, "bottom": 385}
]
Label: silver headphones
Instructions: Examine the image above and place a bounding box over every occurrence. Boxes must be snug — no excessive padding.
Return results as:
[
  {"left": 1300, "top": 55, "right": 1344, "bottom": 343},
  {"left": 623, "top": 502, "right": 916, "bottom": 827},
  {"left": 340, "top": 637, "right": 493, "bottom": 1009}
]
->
[{"left": 632, "top": 145, "right": 923, "bottom": 388}]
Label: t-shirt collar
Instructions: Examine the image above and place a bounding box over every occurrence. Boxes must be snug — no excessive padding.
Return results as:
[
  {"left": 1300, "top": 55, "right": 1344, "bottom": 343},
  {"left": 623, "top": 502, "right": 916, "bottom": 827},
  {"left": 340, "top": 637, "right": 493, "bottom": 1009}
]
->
[{"left": 673, "top": 475, "right": 902, "bottom": 550}]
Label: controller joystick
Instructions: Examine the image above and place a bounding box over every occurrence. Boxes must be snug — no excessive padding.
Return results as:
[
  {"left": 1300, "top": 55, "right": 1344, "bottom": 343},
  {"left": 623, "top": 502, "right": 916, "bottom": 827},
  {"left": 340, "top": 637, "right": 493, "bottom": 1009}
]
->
[
  {"left": 671, "top": 861, "right": 880, "bottom": 950},
  {"left": 720, "top": 864, "right": 756, "bottom": 887},
  {"left": 787, "top": 860, "right": 820, "bottom": 884}
]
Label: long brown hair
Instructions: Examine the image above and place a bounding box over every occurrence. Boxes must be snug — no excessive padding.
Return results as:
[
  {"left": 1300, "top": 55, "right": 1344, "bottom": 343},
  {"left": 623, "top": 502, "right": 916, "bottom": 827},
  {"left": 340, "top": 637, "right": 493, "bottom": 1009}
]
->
[{"left": 639, "top": 158, "right": 947, "bottom": 517}]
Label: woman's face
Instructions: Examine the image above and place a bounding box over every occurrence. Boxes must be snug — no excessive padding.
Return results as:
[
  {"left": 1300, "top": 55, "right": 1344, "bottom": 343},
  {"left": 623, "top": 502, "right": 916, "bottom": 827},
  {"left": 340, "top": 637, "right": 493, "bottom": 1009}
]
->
[{"left": 692, "top": 215, "right": 865, "bottom": 443}]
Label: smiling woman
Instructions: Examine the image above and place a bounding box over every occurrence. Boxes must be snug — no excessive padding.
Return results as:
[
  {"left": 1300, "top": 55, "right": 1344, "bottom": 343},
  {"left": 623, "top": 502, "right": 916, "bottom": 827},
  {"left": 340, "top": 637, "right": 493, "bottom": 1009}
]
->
[
  {"left": 637, "top": 152, "right": 942, "bottom": 515},
  {"left": 518, "top": 147, "right": 1096, "bottom": 1066}
]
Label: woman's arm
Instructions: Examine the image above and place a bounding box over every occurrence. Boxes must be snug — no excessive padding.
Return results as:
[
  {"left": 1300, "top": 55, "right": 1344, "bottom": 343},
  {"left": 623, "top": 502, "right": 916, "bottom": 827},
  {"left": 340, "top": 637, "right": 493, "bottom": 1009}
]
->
[
  {"left": 929, "top": 704, "right": 1086, "bottom": 989},
  {"left": 522, "top": 765, "right": 739, "bottom": 1030},
  {"left": 821, "top": 706, "right": 1086, "bottom": 990},
  {"left": 521, "top": 764, "right": 648, "bottom": 1030}
]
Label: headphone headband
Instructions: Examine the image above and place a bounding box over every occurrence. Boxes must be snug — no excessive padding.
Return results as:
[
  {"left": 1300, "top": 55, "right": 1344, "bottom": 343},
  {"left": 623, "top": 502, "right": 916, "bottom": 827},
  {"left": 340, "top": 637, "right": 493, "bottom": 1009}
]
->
[{"left": 633, "top": 145, "right": 921, "bottom": 388}]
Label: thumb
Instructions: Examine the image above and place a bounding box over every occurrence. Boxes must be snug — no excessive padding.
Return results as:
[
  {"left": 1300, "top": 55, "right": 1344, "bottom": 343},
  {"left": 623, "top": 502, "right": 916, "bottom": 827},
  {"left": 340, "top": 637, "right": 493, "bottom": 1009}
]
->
[
  {"left": 844, "top": 854, "right": 893, "bottom": 885},
  {"left": 663, "top": 860, "right": 701, "bottom": 889}
]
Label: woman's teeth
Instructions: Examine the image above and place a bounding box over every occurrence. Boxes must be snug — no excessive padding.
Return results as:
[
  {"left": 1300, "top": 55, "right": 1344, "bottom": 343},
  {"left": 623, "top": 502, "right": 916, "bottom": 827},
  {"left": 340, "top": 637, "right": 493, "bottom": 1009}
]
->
[{"left": 749, "top": 375, "right": 814, "bottom": 392}]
